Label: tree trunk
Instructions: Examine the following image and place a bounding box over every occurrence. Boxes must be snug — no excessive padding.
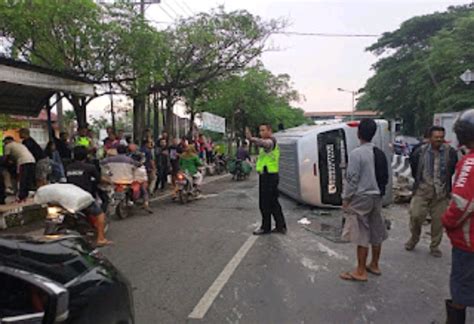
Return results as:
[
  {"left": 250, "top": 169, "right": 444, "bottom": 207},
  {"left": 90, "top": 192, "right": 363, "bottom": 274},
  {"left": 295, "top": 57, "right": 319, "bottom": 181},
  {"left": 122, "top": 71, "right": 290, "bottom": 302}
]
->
[
  {"left": 133, "top": 95, "right": 146, "bottom": 144},
  {"left": 70, "top": 95, "right": 87, "bottom": 129},
  {"left": 110, "top": 93, "right": 116, "bottom": 133},
  {"left": 153, "top": 93, "right": 159, "bottom": 141},
  {"left": 165, "top": 94, "right": 175, "bottom": 136},
  {"left": 146, "top": 95, "right": 151, "bottom": 129},
  {"left": 56, "top": 94, "right": 64, "bottom": 132},
  {"left": 189, "top": 109, "right": 195, "bottom": 139},
  {"left": 160, "top": 96, "right": 166, "bottom": 133},
  {"left": 228, "top": 111, "right": 235, "bottom": 156}
]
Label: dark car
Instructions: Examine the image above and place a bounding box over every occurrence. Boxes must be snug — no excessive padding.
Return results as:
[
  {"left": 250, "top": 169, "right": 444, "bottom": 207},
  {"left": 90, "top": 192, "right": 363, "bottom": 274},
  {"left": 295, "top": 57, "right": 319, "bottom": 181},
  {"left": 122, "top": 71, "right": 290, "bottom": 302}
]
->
[
  {"left": 0, "top": 235, "right": 134, "bottom": 324},
  {"left": 393, "top": 135, "right": 421, "bottom": 156}
]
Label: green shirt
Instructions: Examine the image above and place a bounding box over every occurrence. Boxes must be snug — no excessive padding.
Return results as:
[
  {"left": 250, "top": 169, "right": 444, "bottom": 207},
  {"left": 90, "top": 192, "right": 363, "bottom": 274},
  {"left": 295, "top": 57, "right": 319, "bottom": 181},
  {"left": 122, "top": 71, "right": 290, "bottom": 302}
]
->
[{"left": 179, "top": 155, "right": 202, "bottom": 175}]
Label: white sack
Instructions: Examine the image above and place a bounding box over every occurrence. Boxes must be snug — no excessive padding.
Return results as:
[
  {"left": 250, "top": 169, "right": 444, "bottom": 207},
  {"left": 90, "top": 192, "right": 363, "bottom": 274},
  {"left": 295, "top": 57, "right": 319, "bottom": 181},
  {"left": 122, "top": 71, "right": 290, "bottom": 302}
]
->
[{"left": 35, "top": 183, "right": 95, "bottom": 212}]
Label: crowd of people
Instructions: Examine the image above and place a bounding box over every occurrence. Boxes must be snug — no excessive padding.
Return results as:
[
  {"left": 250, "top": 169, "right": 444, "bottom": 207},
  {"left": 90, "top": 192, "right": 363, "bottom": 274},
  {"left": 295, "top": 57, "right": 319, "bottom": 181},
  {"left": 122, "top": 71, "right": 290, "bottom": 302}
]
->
[
  {"left": 0, "top": 125, "right": 222, "bottom": 206},
  {"left": 337, "top": 112, "right": 474, "bottom": 324}
]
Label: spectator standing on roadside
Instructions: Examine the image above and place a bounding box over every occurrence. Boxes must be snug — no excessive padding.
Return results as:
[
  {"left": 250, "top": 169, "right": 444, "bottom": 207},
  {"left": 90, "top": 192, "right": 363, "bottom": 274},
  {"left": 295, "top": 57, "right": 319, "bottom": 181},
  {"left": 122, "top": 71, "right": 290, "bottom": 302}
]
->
[
  {"left": 442, "top": 109, "right": 474, "bottom": 324},
  {"left": 117, "top": 129, "right": 128, "bottom": 146},
  {"left": 406, "top": 126, "right": 457, "bottom": 257},
  {"left": 169, "top": 137, "right": 183, "bottom": 198},
  {"left": 339, "top": 118, "right": 389, "bottom": 282},
  {"left": 3, "top": 137, "right": 36, "bottom": 201},
  {"left": 19, "top": 128, "right": 50, "bottom": 187},
  {"left": 76, "top": 127, "right": 93, "bottom": 150},
  {"left": 141, "top": 139, "right": 157, "bottom": 197},
  {"left": 55, "top": 131, "right": 72, "bottom": 163},
  {"left": 44, "top": 141, "right": 65, "bottom": 183},
  {"left": 156, "top": 138, "right": 170, "bottom": 191}
]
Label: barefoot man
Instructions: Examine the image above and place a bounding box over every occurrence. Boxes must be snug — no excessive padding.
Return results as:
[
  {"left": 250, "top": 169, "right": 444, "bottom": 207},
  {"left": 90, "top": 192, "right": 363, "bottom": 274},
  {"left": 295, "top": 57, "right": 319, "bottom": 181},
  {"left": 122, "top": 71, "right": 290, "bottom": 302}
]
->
[{"left": 340, "top": 119, "right": 389, "bottom": 282}]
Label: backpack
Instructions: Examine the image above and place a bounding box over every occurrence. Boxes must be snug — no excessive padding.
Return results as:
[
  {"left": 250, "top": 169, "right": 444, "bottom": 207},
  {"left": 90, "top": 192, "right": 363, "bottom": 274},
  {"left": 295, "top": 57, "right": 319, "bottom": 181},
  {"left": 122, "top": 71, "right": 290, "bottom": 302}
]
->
[{"left": 373, "top": 147, "right": 389, "bottom": 196}]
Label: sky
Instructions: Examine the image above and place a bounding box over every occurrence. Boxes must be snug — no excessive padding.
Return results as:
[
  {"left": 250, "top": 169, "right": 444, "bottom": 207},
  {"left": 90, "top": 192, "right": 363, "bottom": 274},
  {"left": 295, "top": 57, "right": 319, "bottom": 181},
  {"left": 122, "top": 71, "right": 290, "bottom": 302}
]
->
[{"left": 85, "top": 0, "right": 471, "bottom": 118}]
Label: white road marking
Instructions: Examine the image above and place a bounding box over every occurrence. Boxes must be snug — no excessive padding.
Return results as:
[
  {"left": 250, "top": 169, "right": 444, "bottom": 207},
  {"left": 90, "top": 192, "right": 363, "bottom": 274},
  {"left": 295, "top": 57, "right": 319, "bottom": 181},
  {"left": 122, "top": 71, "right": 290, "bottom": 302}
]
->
[
  {"left": 188, "top": 235, "right": 258, "bottom": 319},
  {"left": 316, "top": 242, "right": 348, "bottom": 260}
]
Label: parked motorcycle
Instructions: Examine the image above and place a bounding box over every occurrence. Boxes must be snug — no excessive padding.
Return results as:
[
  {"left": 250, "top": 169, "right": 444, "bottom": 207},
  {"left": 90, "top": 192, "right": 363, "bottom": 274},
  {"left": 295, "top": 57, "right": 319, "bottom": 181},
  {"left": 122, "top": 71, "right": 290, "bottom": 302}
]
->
[
  {"left": 43, "top": 205, "right": 109, "bottom": 247},
  {"left": 175, "top": 171, "right": 201, "bottom": 204}
]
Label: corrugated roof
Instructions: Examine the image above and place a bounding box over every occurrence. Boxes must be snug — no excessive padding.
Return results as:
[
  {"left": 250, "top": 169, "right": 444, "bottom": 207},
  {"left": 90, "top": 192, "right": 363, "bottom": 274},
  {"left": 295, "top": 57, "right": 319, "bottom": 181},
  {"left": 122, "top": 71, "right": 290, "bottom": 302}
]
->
[{"left": 0, "top": 58, "right": 94, "bottom": 116}]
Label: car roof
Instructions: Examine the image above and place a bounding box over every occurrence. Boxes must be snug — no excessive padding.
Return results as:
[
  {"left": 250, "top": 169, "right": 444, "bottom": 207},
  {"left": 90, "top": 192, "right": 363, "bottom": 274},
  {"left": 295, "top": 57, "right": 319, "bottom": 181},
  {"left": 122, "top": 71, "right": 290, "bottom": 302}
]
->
[{"left": 0, "top": 234, "right": 96, "bottom": 284}]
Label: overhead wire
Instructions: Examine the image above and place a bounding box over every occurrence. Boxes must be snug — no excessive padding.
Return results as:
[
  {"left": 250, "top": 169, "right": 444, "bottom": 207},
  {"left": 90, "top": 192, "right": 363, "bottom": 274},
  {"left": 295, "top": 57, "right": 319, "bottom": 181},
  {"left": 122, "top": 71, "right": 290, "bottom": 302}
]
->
[
  {"left": 275, "top": 31, "right": 380, "bottom": 38},
  {"left": 170, "top": 0, "right": 190, "bottom": 17},
  {"left": 162, "top": 1, "right": 180, "bottom": 18},
  {"left": 180, "top": 0, "right": 195, "bottom": 15},
  {"left": 158, "top": 4, "right": 176, "bottom": 21}
]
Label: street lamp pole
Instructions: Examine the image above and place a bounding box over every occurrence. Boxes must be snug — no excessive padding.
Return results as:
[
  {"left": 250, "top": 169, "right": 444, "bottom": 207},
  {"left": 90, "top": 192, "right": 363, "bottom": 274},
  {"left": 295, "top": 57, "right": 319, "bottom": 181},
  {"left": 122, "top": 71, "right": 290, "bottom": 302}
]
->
[{"left": 337, "top": 88, "right": 357, "bottom": 121}]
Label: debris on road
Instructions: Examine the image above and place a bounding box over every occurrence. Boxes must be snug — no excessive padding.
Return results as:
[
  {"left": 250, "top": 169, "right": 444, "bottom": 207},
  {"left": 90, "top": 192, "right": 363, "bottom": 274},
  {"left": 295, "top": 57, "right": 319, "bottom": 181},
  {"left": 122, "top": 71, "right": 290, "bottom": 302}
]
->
[{"left": 297, "top": 217, "right": 311, "bottom": 225}]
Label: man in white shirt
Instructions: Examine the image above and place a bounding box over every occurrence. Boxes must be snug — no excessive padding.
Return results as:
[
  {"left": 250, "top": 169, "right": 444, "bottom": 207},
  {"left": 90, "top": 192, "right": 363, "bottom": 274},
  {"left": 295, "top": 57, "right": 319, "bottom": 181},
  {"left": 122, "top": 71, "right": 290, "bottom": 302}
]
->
[{"left": 4, "top": 136, "right": 36, "bottom": 201}]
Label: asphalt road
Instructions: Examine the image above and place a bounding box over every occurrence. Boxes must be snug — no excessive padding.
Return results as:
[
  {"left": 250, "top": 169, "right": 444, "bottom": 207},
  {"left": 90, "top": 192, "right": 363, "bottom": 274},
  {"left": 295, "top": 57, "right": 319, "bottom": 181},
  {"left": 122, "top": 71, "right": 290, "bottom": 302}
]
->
[{"left": 93, "top": 173, "right": 474, "bottom": 324}]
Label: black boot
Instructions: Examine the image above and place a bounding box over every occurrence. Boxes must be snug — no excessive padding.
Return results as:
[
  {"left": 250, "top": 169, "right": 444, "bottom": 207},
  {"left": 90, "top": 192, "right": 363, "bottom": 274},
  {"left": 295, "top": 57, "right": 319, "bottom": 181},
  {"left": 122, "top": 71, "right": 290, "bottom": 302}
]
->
[{"left": 446, "top": 299, "right": 466, "bottom": 324}]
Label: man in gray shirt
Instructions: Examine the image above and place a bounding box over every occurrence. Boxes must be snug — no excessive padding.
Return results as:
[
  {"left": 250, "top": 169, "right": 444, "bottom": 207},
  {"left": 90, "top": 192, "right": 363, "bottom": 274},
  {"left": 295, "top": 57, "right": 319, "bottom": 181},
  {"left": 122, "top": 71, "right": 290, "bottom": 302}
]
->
[{"left": 340, "top": 119, "right": 388, "bottom": 282}]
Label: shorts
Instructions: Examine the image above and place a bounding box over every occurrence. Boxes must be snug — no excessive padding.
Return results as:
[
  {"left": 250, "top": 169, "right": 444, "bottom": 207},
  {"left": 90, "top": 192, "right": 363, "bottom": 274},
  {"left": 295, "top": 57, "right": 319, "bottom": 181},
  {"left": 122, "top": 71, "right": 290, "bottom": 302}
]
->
[
  {"left": 171, "top": 161, "right": 180, "bottom": 175},
  {"left": 36, "top": 158, "right": 51, "bottom": 181},
  {"left": 342, "top": 195, "right": 388, "bottom": 247},
  {"left": 450, "top": 247, "right": 474, "bottom": 306},
  {"left": 81, "top": 201, "right": 103, "bottom": 218}
]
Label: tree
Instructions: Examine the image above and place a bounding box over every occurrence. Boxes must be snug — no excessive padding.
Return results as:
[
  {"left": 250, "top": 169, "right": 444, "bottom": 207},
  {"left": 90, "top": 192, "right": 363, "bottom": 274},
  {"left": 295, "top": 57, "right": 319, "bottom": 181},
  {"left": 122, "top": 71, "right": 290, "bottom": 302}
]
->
[
  {"left": 357, "top": 4, "right": 474, "bottom": 134},
  {"left": 0, "top": 115, "right": 27, "bottom": 129},
  {"left": 198, "top": 66, "right": 307, "bottom": 151},
  {"left": 0, "top": 0, "right": 155, "bottom": 131},
  {"left": 151, "top": 7, "right": 286, "bottom": 135}
]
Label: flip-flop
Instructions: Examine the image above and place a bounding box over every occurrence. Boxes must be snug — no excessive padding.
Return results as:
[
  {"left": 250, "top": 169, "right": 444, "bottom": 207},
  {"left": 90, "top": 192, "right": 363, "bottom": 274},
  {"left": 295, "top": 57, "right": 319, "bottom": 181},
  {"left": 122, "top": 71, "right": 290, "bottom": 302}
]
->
[
  {"left": 96, "top": 240, "right": 114, "bottom": 248},
  {"left": 340, "top": 272, "right": 368, "bottom": 282},
  {"left": 366, "top": 267, "right": 382, "bottom": 276}
]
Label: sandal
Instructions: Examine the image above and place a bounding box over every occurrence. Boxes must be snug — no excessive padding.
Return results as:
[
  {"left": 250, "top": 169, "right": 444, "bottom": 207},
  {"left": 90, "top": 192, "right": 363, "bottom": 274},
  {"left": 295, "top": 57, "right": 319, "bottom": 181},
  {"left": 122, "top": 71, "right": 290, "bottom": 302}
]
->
[
  {"left": 340, "top": 271, "right": 367, "bottom": 282},
  {"left": 366, "top": 266, "right": 382, "bottom": 276},
  {"left": 96, "top": 240, "right": 114, "bottom": 247}
]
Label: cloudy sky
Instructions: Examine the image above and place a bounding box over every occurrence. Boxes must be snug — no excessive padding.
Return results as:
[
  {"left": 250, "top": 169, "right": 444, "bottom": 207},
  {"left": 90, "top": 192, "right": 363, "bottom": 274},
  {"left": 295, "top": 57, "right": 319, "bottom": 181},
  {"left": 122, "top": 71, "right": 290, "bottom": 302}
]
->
[{"left": 85, "top": 0, "right": 470, "bottom": 118}]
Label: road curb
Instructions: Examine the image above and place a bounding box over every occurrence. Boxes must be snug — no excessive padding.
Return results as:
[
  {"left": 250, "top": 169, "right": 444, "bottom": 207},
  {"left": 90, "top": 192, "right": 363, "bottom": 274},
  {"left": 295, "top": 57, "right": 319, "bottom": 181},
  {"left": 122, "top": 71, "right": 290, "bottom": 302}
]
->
[{"left": 0, "top": 173, "right": 232, "bottom": 232}]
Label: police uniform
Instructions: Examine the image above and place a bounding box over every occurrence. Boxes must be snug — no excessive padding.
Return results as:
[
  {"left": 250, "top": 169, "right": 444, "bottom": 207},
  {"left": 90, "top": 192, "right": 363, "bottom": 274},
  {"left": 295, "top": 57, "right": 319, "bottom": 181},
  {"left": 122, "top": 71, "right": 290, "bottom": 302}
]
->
[
  {"left": 255, "top": 138, "right": 287, "bottom": 233},
  {"left": 76, "top": 136, "right": 91, "bottom": 148}
]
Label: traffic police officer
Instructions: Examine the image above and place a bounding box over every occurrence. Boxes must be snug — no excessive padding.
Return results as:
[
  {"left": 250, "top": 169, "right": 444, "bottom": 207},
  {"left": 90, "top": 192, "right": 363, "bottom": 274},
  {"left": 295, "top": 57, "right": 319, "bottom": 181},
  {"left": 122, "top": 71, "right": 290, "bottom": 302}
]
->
[{"left": 246, "top": 123, "right": 287, "bottom": 235}]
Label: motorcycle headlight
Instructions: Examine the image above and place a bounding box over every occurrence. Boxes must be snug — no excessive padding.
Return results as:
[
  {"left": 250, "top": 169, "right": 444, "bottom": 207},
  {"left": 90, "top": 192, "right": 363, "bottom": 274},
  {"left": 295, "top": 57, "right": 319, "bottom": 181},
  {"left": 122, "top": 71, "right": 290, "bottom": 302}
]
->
[
  {"left": 46, "top": 207, "right": 62, "bottom": 219},
  {"left": 177, "top": 174, "right": 185, "bottom": 180}
]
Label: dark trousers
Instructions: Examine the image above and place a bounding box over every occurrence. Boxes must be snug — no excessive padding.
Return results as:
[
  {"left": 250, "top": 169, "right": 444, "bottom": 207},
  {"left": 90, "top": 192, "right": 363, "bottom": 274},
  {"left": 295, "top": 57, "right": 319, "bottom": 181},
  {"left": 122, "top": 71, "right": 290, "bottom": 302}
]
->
[
  {"left": 259, "top": 173, "right": 286, "bottom": 231},
  {"left": 18, "top": 163, "right": 35, "bottom": 200},
  {"left": 157, "top": 169, "right": 168, "bottom": 190},
  {"left": 0, "top": 167, "right": 5, "bottom": 204}
]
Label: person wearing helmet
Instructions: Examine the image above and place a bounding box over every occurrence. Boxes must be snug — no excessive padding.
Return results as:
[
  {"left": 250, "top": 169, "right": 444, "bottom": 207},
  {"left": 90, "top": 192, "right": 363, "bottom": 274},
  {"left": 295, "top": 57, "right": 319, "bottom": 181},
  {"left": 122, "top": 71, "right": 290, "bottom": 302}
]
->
[{"left": 442, "top": 109, "right": 474, "bottom": 324}]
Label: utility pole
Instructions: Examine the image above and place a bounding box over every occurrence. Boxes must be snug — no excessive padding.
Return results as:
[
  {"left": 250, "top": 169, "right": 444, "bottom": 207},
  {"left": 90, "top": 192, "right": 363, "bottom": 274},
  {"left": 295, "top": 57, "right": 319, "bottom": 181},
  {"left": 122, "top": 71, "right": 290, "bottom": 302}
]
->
[
  {"left": 337, "top": 88, "right": 358, "bottom": 121},
  {"left": 140, "top": 0, "right": 145, "bottom": 16}
]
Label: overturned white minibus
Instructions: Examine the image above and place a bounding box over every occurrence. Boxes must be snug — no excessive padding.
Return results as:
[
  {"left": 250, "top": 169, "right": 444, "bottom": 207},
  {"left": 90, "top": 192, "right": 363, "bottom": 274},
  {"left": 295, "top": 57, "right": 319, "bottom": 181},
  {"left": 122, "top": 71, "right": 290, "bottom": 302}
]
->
[{"left": 274, "top": 120, "right": 393, "bottom": 208}]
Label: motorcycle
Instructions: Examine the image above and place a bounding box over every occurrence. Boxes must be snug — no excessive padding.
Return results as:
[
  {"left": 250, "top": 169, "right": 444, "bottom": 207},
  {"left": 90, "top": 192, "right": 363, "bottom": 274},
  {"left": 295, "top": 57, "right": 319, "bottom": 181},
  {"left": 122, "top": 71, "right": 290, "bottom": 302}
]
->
[
  {"left": 229, "top": 159, "right": 251, "bottom": 181},
  {"left": 175, "top": 171, "right": 201, "bottom": 204},
  {"left": 214, "top": 154, "right": 228, "bottom": 175},
  {"left": 111, "top": 182, "right": 135, "bottom": 219},
  {"left": 43, "top": 205, "right": 109, "bottom": 248}
]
